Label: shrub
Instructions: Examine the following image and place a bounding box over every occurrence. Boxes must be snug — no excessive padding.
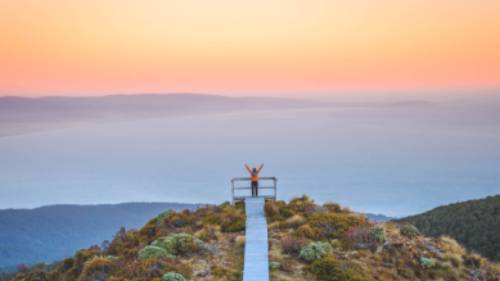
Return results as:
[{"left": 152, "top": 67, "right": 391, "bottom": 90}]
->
[
  {"left": 308, "top": 256, "right": 372, "bottom": 281},
  {"left": 309, "top": 213, "right": 368, "bottom": 240},
  {"left": 56, "top": 247, "right": 102, "bottom": 280},
  {"left": 162, "top": 272, "right": 186, "bottom": 281},
  {"left": 431, "top": 263, "right": 460, "bottom": 281},
  {"left": 278, "top": 258, "right": 295, "bottom": 273},
  {"left": 330, "top": 239, "right": 343, "bottom": 249},
  {"left": 138, "top": 246, "right": 171, "bottom": 260},
  {"left": 464, "top": 253, "right": 485, "bottom": 268},
  {"left": 265, "top": 200, "right": 282, "bottom": 221},
  {"left": 269, "top": 261, "right": 281, "bottom": 270},
  {"left": 288, "top": 196, "right": 316, "bottom": 214},
  {"left": 419, "top": 257, "right": 435, "bottom": 268},
  {"left": 195, "top": 226, "right": 218, "bottom": 242},
  {"left": 167, "top": 213, "right": 191, "bottom": 228},
  {"left": 345, "top": 226, "right": 369, "bottom": 249},
  {"left": 370, "top": 227, "right": 385, "bottom": 244},
  {"left": 108, "top": 228, "right": 140, "bottom": 257},
  {"left": 211, "top": 265, "right": 240, "bottom": 279},
  {"left": 282, "top": 214, "right": 306, "bottom": 228},
  {"left": 323, "top": 202, "right": 343, "bottom": 213},
  {"left": 299, "top": 241, "right": 333, "bottom": 262},
  {"left": 157, "top": 210, "right": 174, "bottom": 221},
  {"left": 220, "top": 212, "right": 245, "bottom": 232},
  {"left": 400, "top": 224, "right": 419, "bottom": 238},
  {"left": 78, "top": 256, "right": 114, "bottom": 281},
  {"left": 344, "top": 225, "right": 384, "bottom": 250},
  {"left": 235, "top": 235, "right": 245, "bottom": 246},
  {"left": 438, "top": 236, "right": 465, "bottom": 256},
  {"left": 294, "top": 224, "right": 317, "bottom": 239},
  {"left": 281, "top": 236, "right": 309, "bottom": 256},
  {"left": 152, "top": 233, "right": 203, "bottom": 257}
]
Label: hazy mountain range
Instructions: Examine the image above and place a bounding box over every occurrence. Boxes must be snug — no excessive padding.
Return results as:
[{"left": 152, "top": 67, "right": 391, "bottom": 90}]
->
[
  {"left": 0, "top": 93, "right": 443, "bottom": 137},
  {"left": 0, "top": 202, "right": 203, "bottom": 269},
  {"left": 0, "top": 94, "right": 326, "bottom": 137}
]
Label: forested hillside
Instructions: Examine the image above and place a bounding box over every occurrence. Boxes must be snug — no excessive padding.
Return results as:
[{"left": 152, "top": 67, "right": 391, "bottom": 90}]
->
[
  {"left": 400, "top": 195, "right": 500, "bottom": 261},
  {"left": 0, "top": 203, "right": 201, "bottom": 268}
]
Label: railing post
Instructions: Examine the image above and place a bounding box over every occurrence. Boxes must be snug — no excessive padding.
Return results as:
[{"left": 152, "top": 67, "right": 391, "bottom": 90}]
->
[
  {"left": 231, "top": 177, "right": 278, "bottom": 203},
  {"left": 273, "top": 177, "right": 277, "bottom": 200},
  {"left": 231, "top": 179, "right": 235, "bottom": 204}
]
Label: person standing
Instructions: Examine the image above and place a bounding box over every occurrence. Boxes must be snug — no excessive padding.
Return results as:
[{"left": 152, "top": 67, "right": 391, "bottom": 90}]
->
[{"left": 245, "top": 164, "right": 264, "bottom": 197}]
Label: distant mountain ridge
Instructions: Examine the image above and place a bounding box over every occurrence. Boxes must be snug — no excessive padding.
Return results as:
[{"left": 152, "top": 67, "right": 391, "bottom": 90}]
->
[
  {"left": 0, "top": 93, "right": 438, "bottom": 137},
  {"left": 364, "top": 213, "right": 394, "bottom": 222},
  {"left": 0, "top": 202, "right": 202, "bottom": 268},
  {"left": 399, "top": 195, "right": 500, "bottom": 261},
  {"left": 0, "top": 94, "right": 325, "bottom": 136}
]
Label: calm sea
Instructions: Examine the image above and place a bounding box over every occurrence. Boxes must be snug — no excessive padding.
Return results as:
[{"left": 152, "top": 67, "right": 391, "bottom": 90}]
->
[{"left": 1, "top": 104, "right": 499, "bottom": 216}]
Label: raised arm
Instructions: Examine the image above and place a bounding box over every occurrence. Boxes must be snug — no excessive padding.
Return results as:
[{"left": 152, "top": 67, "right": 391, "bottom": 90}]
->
[
  {"left": 245, "top": 164, "right": 253, "bottom": 174},
  {"left": 257, "top": 163, "right": 264, "bottom": 173}
]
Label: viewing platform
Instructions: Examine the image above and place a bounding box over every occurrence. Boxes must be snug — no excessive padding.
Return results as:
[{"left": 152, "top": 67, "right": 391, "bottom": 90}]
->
[{"left": 230, "top": 177, "right": 278, "bottom": 203}]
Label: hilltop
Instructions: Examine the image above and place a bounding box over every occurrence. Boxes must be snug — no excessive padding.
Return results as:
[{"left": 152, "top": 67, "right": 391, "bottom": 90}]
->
[
  {"left": 5, "top": 196, "right": 500, "bottom": 281},
  {"left": 399, "top": 195, "right": 500, "bottom": 261}
]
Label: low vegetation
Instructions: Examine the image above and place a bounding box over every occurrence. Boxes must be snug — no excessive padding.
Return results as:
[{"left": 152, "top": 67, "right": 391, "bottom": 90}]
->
[
  {"left": 9, "top": 202, "right": 245, "bottom": 281},
  {"left": 6, "top": 196, "right": 500, "bottom": 281},
  {"left": 399, "top": 195, "right": 500, "bottom": 261},
  {"left": 266, "top": 196, "right": 500, "bottom": 281}
]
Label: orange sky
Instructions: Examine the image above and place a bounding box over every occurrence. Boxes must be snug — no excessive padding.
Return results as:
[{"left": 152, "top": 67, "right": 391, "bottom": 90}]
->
[{"left": 0, "top": 0, "right": 499, "bottom": 97}]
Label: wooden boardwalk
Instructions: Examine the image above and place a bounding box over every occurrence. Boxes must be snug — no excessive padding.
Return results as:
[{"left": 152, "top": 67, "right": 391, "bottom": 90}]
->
[{"left": 243, "top": 197, "right": 269, "bottom": 281}]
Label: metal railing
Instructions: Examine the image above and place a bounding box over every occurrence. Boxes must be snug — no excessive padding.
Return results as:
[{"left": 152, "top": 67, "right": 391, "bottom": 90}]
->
[{"left": 231, "top": 177, "right": 278, "bottom": 203}]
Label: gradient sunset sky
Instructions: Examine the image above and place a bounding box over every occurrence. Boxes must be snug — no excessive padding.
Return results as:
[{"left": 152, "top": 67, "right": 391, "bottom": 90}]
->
[{"left": 1, "top": 0, "right": 499, "bottom": 97}]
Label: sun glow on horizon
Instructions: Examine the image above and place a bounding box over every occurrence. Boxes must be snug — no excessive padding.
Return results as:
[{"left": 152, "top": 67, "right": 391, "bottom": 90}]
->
[{"left": 1, "top": 0, "right": 499, "bottom": 97}]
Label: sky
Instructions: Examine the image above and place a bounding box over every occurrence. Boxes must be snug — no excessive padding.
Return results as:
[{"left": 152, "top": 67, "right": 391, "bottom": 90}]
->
[{"left": 0, "top": 0, "right": 499, "bottom": 97}]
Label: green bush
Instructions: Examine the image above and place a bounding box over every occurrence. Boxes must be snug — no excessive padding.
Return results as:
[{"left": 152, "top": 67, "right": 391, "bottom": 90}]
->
[
  {"left": 420, "top": 256, "right": 435, "bottom": 268},
  {"left": 153, "top": 233, "right": 204, "bottom": 257},
  {"left": 369, "top": 227, "right": 385, "bottom": 244},
  {"left": 138, "top": 245, "right": 171, "bottom": 260},
  {"left": 400, "top": 224, "right": 420, "bottom": 238},
  {"left": 299, "top": 241, "right": 333, "bottom": 262},
  {"left": 162, "top": 272, "right": 187, "bottom": 281},
  {"left": 269, "top": 261, "right": 281, "bottom": 270},
  {"left": 308, "top": 256, "right": 372, "bottom": 281}
]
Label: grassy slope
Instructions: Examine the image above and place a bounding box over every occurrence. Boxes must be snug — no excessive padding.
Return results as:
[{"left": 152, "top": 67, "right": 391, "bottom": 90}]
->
[
  {"left": 7, "top": 197, "right": 500, "bottom": 281},
  {"left": 266, "top": 197, "right": 500, "bottom": 281}
]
